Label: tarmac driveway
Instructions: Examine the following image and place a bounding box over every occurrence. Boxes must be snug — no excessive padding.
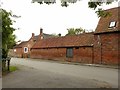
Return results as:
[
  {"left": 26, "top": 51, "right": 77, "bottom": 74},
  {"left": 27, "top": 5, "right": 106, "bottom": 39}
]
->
[{"left": 2, "top": 58, "right": 118, "bottom": 88}]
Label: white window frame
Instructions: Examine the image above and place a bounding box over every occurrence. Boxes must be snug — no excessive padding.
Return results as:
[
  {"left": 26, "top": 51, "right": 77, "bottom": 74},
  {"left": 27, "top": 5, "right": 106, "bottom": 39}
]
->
[
  {"left": 109, "top": 21, "right": 116, "bottom": 28},
  {"left": 24, "top": 47, "right": 28, "bottom": 53}
]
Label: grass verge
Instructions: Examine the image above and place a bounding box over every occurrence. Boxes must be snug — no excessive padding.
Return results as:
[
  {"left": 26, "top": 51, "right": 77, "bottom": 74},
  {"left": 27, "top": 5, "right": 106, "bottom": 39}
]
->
[
  {"left": 10, "top": 66, "right": 18, "bottom": 72},
  {"left": 2, "top": 66, "right": 18, "bottom": 76}
]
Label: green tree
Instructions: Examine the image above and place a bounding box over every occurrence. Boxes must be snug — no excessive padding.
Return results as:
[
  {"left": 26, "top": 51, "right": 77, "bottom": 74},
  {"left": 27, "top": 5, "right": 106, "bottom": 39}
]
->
[
  {"left": 66, "top": 28, "right": 76, "bottom": 35},
  {"left": 32, "top": 0, "right": 117, "bottom": 17},
  {"left": 75, "top": 28, "right": 85, "bottom": 34},
  {"left": 0, "top": 9, "right": 16, "bottom": 58},
  {"left": 66, "top": 27, "right": 85, "bottom": 35}
]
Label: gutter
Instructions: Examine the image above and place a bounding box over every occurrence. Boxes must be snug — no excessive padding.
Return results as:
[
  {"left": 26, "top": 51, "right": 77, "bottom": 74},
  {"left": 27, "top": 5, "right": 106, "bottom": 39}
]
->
[{"left": 31, "top": 45, "right": 94, "bottom": 49}]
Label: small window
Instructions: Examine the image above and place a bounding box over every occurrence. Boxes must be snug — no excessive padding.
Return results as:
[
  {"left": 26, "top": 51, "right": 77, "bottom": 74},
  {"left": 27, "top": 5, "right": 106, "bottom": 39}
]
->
[
  {"left": 24, "top": 47, "right": 28, "bottom": 53},
  {"left": 109, "top": 21, "right": 116, "bottom": 28},
  {"left": 14, "top": 49, "right": 16, "bottom": 52},
  {"left": 66, "top": 48, "right": 73, "bottom": 58}
]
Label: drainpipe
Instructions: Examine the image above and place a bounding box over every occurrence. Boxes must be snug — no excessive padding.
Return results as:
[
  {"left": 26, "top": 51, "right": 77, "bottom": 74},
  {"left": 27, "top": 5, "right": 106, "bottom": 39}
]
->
[
  {"left": 100, "top": 43, "right": 102, "bottom": 64},
  {"left": 92, "top": 46, "right": 94, "bottom": 64},
  {"left": 98, "top": 35, "right": 102, "bottom": 64},
  {"left": 99, "top": 35, "right": 102, "bottom": 64}
]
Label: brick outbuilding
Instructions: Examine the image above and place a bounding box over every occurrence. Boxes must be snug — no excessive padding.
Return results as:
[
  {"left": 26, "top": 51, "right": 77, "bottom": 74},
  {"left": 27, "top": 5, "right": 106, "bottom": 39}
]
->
[
  {"left": 93, "top": 7, "right": 120, "bottom": 64},
  {"left": 31, "top": 32, "right": 94, "bottom": 63},
  {"left": 13, "top": 34, "right": 38, "bottom": 58},
  {"left": 13, "top": 28, "right": 54, "bottom": 58},
  {"left": 12, "top": 7, "right": 119, "bottom": 64}
]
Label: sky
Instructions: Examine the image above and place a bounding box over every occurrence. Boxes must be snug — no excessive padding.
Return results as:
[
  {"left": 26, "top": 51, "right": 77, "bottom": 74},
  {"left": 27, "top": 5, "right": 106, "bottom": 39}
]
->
[{"left": 1, "top": 0, "right": 118, "bottom": 41}]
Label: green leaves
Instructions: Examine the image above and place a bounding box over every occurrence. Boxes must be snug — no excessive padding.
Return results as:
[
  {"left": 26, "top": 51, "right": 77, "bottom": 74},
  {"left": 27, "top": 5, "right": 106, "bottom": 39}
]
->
[
  {"left": 66, "top": 27, "right": 86, "bottom": 35},
  {"left": 0, "top": 9, "right": 16, "bottom": 58},
  {"left": 88, "top": 2, "right": 103, "bottom": 10},
  {"left": 95, "top": 8, "right": 112, "bottom": 17},
  {"left": 88, "top": 1, "right": 117, "bottom": 17},
  {"left": 66, "top": 28, "right": 76, "bottom": 35},
  {"left": 61, "top": 1, "right": 69, "bottom": 7}
]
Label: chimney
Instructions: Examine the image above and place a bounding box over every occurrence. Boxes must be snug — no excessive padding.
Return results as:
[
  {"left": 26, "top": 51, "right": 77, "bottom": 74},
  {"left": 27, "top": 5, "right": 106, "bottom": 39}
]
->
[
  {"left": 32, "top": 33, "right": 34, "bottom": 37},
  {"left": 40, "top": 28, "right": 43, "bottom": 35},
  {"left": 39, "top": 28, "right": 43, "bottom": 39},
  {"left": 58, "top": 33, "right": 61, "bottom": 37}
]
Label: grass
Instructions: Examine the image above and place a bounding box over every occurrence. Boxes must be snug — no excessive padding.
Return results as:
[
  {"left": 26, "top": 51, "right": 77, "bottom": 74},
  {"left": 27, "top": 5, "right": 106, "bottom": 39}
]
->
[
  {"left": 2, "top": 66, "right": 18, "bottom": 76},
  {"left": 10, "top": 66, "right": 18, "bottom": 72}
]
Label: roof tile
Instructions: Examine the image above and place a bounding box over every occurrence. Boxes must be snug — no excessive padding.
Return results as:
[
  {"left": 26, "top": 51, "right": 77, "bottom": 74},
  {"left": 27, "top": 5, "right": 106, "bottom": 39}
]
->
[
  {"left": 32, "top": 33, "right": 94, "bottom": 49},
  {"left": 95, "top": 7, "right": 120, "bottom": 33},
  {"left": 14, "top": 41, "right": 28, "bottom": 48}
]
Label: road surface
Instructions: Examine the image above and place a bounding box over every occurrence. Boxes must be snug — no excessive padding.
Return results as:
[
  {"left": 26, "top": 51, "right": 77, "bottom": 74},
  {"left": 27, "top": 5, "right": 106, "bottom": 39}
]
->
[{"left": 2, "top": 58, "right": 118, "bottom": 88}]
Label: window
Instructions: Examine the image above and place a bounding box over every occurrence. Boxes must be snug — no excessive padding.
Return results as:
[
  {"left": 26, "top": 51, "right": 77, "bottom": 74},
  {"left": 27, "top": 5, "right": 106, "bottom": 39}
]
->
[
  {"left": 109, "top": 21, "right": 116, "bottom": 28},
  {"left": 14, "top": 49, "right": 16, "bottom": 52},
  {"left": 66, "top": 48, "right": 73, "bottom": 58},
  {"left": 24, "top": 47, "right": 28, "bottom": 53}
]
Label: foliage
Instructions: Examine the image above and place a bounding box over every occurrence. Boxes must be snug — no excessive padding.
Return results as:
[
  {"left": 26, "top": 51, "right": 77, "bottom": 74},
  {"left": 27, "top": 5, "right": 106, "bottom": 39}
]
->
[
  {"left": 32, "top": 0, "right": 118, "bottom": 17},
  {"left": 66, "top": 27, "right": 85, "bottom": 35},
  {"left": 10, "top": 66, "right": 18, "bottom": 72},
  {"left": 95, "top": 8, "right": 112, "bottom": 17},
  {"left": 2, "top": 66, "right": 18, "bottom": 76},
  {"left": 0, "top": 9, "right": 16, "bottom": 58}
]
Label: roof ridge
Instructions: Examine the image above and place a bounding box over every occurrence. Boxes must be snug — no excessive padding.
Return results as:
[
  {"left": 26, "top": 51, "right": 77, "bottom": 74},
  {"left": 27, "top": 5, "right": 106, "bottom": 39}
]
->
[{"left": 104, "top": 6, "right": 120, "bottom": 11}]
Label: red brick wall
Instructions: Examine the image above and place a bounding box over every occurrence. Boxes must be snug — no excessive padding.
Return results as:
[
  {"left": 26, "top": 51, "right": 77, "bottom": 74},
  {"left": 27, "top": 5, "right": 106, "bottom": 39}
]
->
[
  {"left": 27, "top": 38, "right": 36, "bottom": 55},
  {"left": 22, "top": 39, "right": 36, "bottom": 58},
  {"left": 73, "top": 47, "right": 93, "bottom": 63},
  {"left": 30, "top": 47, "right": 93, "bottom": 63},
  {"left": 14, "top": 48, "right": 23, "bottom": 58},
  {"left": 13, "top": 37, "right": 37, "bottom": 58},
  {"left": 30, "top": 48, "right": 66, "bottom": 61},
  {"left": 94, "top": 33, "right": 119, "bottom": 64}
]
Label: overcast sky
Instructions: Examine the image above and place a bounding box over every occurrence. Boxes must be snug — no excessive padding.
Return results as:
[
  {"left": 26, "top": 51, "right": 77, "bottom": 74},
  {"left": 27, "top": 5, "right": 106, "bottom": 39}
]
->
[{"left": 1, "top": 0, "right": 118, "bottom": 41}]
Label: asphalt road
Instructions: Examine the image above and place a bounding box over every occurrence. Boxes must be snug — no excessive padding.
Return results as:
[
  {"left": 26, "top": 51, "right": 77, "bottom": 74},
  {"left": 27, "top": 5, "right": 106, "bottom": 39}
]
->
[{"left": 2, "top": 58, "right": 118, "bottom": 88}]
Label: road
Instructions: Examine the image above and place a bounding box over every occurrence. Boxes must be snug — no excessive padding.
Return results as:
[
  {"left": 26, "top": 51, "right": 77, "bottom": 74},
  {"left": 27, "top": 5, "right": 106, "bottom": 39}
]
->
[{"left": 2, "top": 58, "right": 118, "bottom": 88}]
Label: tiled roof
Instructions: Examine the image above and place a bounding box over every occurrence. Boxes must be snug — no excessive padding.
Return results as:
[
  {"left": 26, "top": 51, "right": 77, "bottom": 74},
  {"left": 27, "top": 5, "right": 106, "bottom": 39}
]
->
[
  {"left": 33, "top": 35, "right": 39, "bottom": 41},
  {"left": 33, "top": 33, "right": 54, "bottom": 41},
  {"left": 95, "top": 7, "right": 120, "bottom": 34},
  {"left": 14, "top": 41, "right": 28, "bottom": 48},
  {"left": 32, "top": 33, "right": 94, "bottom": 49}
]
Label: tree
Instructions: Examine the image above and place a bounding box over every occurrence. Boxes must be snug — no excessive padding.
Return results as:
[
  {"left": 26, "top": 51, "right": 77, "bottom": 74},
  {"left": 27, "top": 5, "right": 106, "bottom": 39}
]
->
[
  {"left": 66, "top": 28, "right": 76, "bottom": 35},
  {"left": 66, "top": 27, "right": 85, "bottom": 35},
  {"left": 75, "top": 28, "right": 85, "bottom": 34},
  {"left": 32, "top": 0, "right": 118, "bottom": 17},
  {"left": 0, "top": 9, "right": 16, "bottom": 58}
]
